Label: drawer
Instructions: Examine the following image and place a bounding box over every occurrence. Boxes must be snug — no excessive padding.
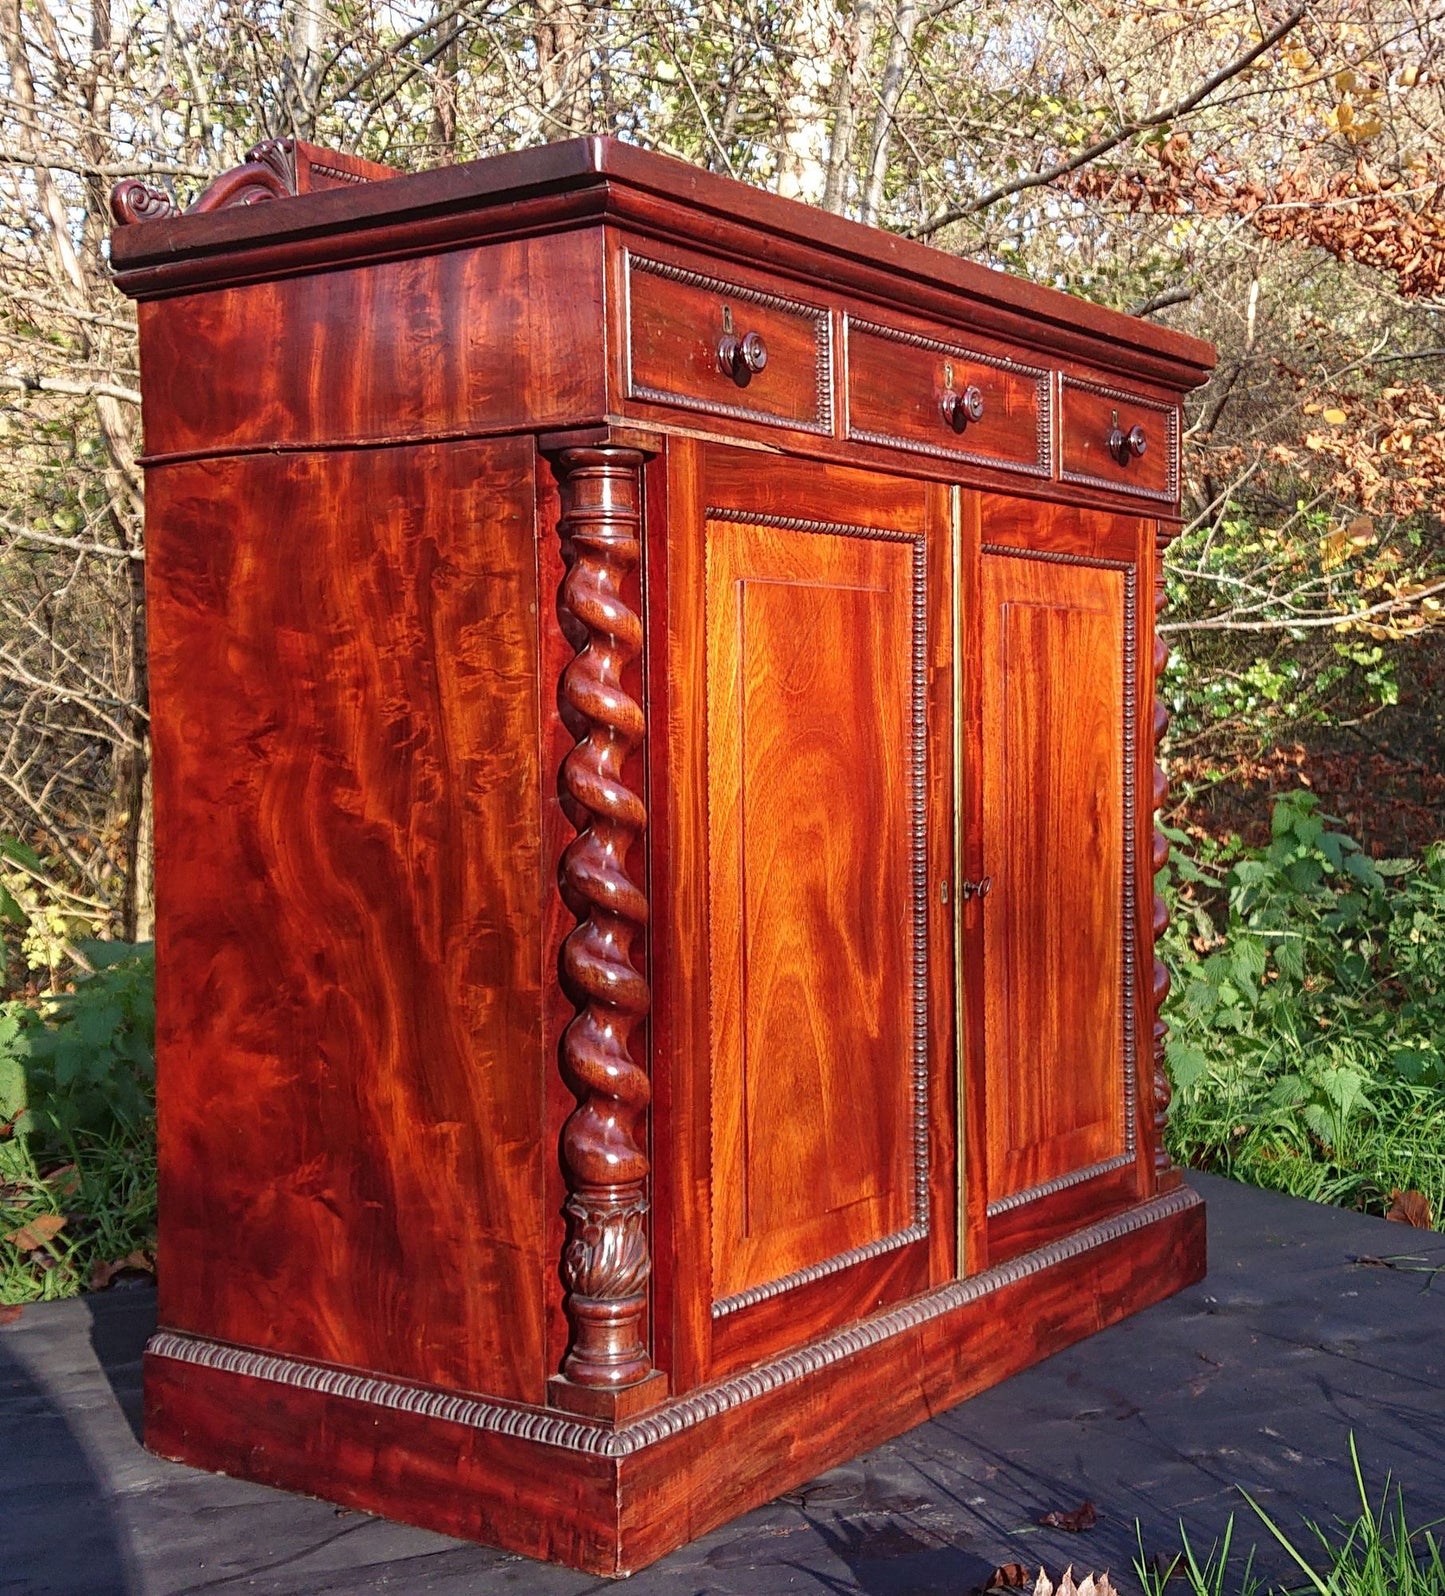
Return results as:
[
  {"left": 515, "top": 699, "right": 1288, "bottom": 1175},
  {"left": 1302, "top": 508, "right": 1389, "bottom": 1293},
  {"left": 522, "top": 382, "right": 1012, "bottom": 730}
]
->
[
  {"left": 624, "top": 251, "right": 833, "bottom": 433},
  {"left": 1060, "top": 378, "right": 1178, "bottom": 501},
  {"left": 845, "top": 318, "right": 1050, "bottom": 474}
]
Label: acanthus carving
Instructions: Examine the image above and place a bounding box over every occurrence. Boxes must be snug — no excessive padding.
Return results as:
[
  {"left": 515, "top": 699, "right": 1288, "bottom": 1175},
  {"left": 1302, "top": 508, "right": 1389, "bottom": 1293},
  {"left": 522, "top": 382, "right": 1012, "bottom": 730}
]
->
[
  {"left": 111, "top": 138, "right": 297, "bottom": 228},
  {"left": 109, "top": 179, "right": 181, "bottom": 226},
  {"left": 1151, "top": 530, "right": 1176, "bottom": 1178},
  {"left": 553, "top": 446, "right": 655, "bottom": 1390}
]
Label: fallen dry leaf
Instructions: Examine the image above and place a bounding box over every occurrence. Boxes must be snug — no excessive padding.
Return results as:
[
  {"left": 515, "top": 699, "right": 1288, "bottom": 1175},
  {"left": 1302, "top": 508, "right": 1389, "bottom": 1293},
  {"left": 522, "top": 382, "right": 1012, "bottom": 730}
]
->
[
  {"left": 1386, "top": 1189, "right": 1433, "bottom": 1228},
  {"left": 4, "top": 1213, "right": 66, "bottom": 1252},
  {"left": 46, "top": 1164, "right": 80, "bottom": 1198},
  {"left": 90, "top": 1250, "right": 155, "bottom": 1291},
  {"left": 1031, "top": 1567, "right": 1117, "bottom": 1596},
  {"left": 987, "top": 1565, "right": 1032, "bottom": 1591},
  {"left": 0, "top": 1303, "right": 21, "bottom": 1326},
  {"left": 1038, "top": 1501, "right": 1098, "bottom": 1533}
]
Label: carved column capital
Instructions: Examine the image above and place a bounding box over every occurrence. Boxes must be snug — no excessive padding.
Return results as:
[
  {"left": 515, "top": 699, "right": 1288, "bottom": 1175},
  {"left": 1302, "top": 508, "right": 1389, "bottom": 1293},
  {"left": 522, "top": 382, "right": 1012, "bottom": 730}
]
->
[{"left": 547, "top": 445, "right": 663, "bottom": 1407}]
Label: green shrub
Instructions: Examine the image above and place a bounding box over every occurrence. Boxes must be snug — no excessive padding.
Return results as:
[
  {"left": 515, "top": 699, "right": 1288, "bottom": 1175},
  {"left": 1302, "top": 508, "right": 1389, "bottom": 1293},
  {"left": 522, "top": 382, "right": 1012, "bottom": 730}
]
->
[
  {"left": 1162, "top": 793, "right": 1445, "bottom": 1221},
  {"left": 0, "top": 940, "right": 156, "bottom": 1304}
]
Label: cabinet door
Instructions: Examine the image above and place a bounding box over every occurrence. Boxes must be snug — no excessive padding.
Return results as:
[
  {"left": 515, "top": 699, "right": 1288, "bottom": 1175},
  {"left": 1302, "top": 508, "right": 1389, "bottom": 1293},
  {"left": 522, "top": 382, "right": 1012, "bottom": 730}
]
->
[
  {"left": 971, "top": 513, "right": 1144, "bottom": 1259},
  {"left": 661, "top": 445, "right": 953, "bottom": 1380}
]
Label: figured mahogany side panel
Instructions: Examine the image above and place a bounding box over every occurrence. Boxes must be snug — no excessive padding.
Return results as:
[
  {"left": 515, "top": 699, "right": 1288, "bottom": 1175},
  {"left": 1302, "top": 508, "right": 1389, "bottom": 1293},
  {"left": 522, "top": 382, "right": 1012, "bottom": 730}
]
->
[
  {"left": 136, "top": 229, "right": 606, "bottom": 459},
  {"left": 551, "top": 447, "right": 658, "bottom": 1392},
  {"left": 978, "top": 538, "right": 1133, "bottom": 1222},
  {"left": 705, "top": 510, "right": 924, "bottom": 1311},
  {"left": 144, "top": 438, "right": 547, "bottom": 1401}
]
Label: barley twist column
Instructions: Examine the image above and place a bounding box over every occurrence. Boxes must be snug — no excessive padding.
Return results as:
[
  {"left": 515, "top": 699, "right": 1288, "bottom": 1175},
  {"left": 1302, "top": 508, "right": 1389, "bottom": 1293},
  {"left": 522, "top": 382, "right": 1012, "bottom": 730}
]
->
[
  {"left": 1151, "top": 529, "right": 1178, "bottom": 1183},
  {"left": 552, "top": 446, "right": 656, "bottom": 1390}
]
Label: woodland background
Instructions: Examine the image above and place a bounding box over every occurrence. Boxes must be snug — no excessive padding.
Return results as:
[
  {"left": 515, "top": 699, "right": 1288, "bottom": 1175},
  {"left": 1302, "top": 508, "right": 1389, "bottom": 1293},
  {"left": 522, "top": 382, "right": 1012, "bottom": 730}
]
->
[
  {"left": 3, "top": 0, "right": 1445, "bottom": 952},
  {"left": 2, "top": 0, "right": 1445, "bottom": 1296}
]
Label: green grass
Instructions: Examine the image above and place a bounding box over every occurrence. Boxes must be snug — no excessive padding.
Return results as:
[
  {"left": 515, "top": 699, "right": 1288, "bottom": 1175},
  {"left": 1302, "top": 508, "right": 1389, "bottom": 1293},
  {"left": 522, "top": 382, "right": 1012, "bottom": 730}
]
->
[
  {"left": 1166, "top": 1064, "right": 1445, "bottom": 1221},
  {"left": 0, "top": 1122, "right": 155, "bottom": 1302},
  {"left": 1138, "top": 1440, "right": 1445, "bottom": 1596}
]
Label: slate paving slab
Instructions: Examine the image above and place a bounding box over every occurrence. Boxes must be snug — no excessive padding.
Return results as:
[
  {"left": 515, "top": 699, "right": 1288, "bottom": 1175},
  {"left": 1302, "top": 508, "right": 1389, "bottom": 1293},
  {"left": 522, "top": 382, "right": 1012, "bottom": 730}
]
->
[{"left": 4, "top": 1172, "right": 1445, "bottom": 1596}]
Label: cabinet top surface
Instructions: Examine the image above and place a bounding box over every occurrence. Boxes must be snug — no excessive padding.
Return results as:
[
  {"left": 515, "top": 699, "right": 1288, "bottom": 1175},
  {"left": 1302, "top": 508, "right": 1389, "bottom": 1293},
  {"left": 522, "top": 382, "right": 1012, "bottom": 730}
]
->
[{"left": 110, "top": 136, "right": 1214, "bottom": 390}]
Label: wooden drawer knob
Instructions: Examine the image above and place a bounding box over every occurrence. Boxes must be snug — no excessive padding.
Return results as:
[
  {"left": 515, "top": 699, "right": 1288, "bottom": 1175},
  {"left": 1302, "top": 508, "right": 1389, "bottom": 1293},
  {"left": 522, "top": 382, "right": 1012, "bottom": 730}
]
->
[
  {"left": 941, "top": 384, "right": 985, "bottom": 433},
  {"left": 1108, "top": 416, "right": 1148, "bottom": 464},
  {"left": 718, "top": 328, "right": 768, "bottom": 384}
]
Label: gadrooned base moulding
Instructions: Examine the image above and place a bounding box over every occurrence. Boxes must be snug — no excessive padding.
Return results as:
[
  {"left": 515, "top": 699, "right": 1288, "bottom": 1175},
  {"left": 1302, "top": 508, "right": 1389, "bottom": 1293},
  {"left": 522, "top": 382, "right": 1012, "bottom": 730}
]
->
[{"left": 143, "top": 1187, "right": 1205, "bottom": 1576}]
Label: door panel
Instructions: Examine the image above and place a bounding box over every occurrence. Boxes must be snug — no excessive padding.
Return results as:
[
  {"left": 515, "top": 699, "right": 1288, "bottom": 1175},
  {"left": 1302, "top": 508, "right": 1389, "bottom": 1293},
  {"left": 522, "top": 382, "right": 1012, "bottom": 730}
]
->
[
  {"left": 707, "top": 514, "right": 922, "bottom": 1307},
  {"left": 977, "top": 540, "right": 1137, "bottom": 1235}
]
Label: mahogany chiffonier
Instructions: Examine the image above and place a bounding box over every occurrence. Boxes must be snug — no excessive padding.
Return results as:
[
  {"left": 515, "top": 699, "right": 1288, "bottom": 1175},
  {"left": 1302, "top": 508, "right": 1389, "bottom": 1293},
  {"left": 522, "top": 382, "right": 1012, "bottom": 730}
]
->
[{"left": 110, "top": 136, "right": 1215, "bottom": 1575}]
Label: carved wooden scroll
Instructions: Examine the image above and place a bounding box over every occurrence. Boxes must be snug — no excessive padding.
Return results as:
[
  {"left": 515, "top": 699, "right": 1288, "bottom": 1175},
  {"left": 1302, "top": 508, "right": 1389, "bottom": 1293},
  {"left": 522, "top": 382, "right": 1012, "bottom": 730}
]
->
[
  {"left": 552, "top": 447, "right": 656, "bottom": 1391},
  {"left": 1150, "top": 528, "right": 1177, "bottom": 1180},
  {"left": 111, "top": 138, "right": 395, "bottom": 227}
]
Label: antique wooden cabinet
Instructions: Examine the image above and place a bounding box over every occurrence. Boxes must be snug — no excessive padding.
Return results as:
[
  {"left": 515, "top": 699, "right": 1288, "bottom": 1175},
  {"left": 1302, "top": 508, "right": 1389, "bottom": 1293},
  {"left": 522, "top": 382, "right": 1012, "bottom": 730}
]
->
[{"left": 110, "top": 136, "right": 1214, "bottom": 1574}]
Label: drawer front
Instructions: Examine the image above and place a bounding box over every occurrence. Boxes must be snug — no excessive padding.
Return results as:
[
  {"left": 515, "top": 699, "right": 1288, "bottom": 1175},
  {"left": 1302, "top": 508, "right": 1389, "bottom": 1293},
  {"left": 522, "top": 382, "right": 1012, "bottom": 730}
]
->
[
  {"left": 1060, "top": 378, "right": 1178, "bottom": 502},
  {"left": 846, "top": 318, "right": 1050, "bottom": 475},
  {"left": 625, "top": 251, "right": 833, "bottom": 433}
]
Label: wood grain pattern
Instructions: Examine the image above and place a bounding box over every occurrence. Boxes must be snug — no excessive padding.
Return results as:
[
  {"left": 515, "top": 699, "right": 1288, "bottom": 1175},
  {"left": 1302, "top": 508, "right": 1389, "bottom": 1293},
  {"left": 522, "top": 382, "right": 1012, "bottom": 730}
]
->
[
  {"left": 1060, "top": 378, "right": 1178, "bottom": 501},
  {"left": 845, "top": 318, "right": 1049, "bottom": 474},
  {"left": 136, "top": 230, "right": 606, "bottom": 459},
  {"left": 116, "top": 136, "right": 1213, "bottom": 1575},
  {"left": 144, "top": 1187, "right": 1204, "bottom": 1573},
  {"left": 145, "top": 437, "right": 547, "bottom": 1401},
  {"left": 552, "top": 447, "right": 657, "bottom": 1392},
  {"left": 625, "top": 251, "right": 833, "bottom": 433},
  {"left": 978, "top": 540, "right": 1130, "bottom": 1220},
  {"left": 705, "top": 512, "right": 921, "bottom": 1308},
  {"left": 110, "top": 139, "right": 1215, "bottom": 399},
  {"left": 112, "top": 137, "right": 396, "bottom": 226},
  {"left": 653, "top": 448, "right": 954, "bottom": 1380}
]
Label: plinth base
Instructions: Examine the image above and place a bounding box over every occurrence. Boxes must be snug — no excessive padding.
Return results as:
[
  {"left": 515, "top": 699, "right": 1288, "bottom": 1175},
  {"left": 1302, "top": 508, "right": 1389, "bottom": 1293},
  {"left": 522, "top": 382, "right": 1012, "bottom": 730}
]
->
[{"left": 144, "top": 1187, "right": 1205, "bottom": 1576}]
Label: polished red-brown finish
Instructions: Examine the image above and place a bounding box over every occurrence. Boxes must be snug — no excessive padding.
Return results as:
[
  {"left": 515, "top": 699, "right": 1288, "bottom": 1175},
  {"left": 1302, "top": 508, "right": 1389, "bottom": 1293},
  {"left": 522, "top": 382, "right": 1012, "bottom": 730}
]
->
[
  {"left": 1151, "top": 525, "right": 1181, "bottom": 1183},
  {"left": 624, "top": 248, "right": 833, "bottom": 433},
  {"left": 144, "top": 1186, "right": 1203, "bottom": 1575},
  {"left": 111, "top": 137, "right": 395, "bottom": 227},
  {"left": 551, "top": 446, "right": 658, "bottom": 1395},
  {"left": 145, "top": 439, "right": 549, "bottom": 1401},
  {"left": 978, "top": 539, "right": 1129, "bottom": 1230},
  {"left": 844, "top": 316, "right": 1049, "bottom": 474},
  {"left": 114, "top": 136, "right": 1214, "bottom": 1575}
]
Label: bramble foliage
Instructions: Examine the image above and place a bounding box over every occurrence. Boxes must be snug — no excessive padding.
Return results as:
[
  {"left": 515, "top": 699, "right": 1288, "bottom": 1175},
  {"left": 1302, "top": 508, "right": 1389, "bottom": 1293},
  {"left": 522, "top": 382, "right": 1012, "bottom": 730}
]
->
[
  {"left": 1162, "top": 793, "right": 1445, "bottom": 1220},
  {"left": 0, "top": 939, "right": 155, "bottom": 1304}
]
